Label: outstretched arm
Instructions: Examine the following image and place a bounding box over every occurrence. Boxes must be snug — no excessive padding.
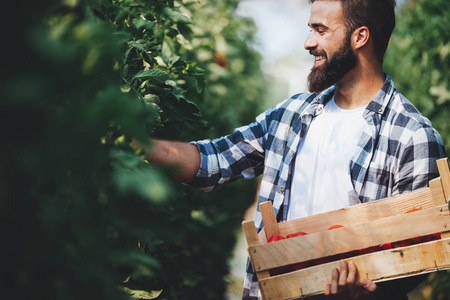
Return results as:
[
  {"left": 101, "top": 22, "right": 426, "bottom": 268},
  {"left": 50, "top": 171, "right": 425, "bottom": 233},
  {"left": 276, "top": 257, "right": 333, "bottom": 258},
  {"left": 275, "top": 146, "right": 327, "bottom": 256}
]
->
[{"left": 134, "top": 139, "right": 201, "bottom": 183}]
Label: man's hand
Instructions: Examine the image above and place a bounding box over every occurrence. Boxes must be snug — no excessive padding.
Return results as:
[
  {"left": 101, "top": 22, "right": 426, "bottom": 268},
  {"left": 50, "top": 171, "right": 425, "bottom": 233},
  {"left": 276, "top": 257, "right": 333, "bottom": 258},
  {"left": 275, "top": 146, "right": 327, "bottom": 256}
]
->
[{"left": 324, "top": 260, "right": 377, "bottom": 299}]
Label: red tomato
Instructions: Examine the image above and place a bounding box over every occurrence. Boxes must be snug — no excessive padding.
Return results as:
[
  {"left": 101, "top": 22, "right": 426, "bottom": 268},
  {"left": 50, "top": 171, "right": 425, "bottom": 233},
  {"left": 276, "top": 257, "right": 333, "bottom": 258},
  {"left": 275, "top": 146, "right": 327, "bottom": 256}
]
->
[
  {"left": 286, "top": 231, "right": 308, "bottom": 239},
  {"left": 380, "top": 242, "right": 392, "bottom": 250},
  {"left": 405, "top": 207, "right": 421, "bottom": 213},
  {"left": 268, "top": 234, "right": 286, "bottom": 243},
  {"left": 214, "top": 52, "right": 227, "bottom": 68},
  {"left": 328, "top": 225, "right": 344, "bottom": 230}
]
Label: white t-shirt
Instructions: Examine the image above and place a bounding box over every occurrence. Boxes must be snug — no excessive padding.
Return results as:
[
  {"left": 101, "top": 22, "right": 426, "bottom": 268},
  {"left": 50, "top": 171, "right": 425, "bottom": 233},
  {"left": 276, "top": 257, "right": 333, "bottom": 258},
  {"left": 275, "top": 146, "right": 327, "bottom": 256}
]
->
[{"left": 287, "top": 97, "right": 368, "bottom": 221}]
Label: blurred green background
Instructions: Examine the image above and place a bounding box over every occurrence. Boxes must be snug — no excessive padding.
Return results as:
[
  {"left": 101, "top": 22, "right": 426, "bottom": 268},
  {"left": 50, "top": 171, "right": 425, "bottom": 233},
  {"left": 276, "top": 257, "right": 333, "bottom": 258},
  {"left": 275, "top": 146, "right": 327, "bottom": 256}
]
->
[{"left": 1, "top": 0, "right": 449, "bottom": 299}]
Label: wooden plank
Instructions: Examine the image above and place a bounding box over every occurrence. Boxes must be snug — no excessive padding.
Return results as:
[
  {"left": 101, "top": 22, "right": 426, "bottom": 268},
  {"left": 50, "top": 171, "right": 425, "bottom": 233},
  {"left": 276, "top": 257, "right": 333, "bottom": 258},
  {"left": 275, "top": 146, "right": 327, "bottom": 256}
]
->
[
  {"left": 429, "top": 177, "right": 446, "bottom": 206},
  {"left": 435, "top": 159, "right": 450, "bottom": 239},
  {"left": 278, "top": 187, "right": 434, "bottom": 236},
  {"left": 437, "top": 158, "right": 450, "bottom": 201},
  {"left": 242, "top": 220, "right": 270, "bottom": 281},
  {"left": 249, "top": 205, "right": 450, "bottom": 271},
  {"left": 260, "top": 201, "right": 280, "bottom": 240},
  {"left": 258, "top": 228, "right": 268, "bottom": 244},
  {"left": 259, "top": 238, "right": 450, "bottom": 300}
]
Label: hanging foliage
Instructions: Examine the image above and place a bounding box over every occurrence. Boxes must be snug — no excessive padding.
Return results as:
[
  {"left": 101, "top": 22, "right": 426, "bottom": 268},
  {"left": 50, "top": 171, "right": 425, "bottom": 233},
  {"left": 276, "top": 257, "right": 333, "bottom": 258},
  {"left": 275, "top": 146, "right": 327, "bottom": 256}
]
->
[{"left": 1, "top": 0, "right": 264, "bottom": 299}]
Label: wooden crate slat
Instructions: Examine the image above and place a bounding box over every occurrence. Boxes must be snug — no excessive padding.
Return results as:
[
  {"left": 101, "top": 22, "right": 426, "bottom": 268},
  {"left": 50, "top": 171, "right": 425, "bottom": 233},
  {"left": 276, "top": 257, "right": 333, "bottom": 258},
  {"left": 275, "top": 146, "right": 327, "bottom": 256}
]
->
[
  {"left": 249, "top": 205, "right": 449, "bottom": 271},
  {"left": 260, "top": 201, "right": 280, "bottom": 240},
  {"left": 435, "top": 159, "right": 450, "bottom": 239},
  {"left": 259, "top": 238, "right": 450, "bottom": 300},
  {"left": 437, "top": 158, "right": 450, "bottom": 201},
  {"left": 278, "top": 187, "right": 434, "bottom": 236},
  {"left": 242, "top": 220, "right": 270, "bottom": 280},
  {"left": 429, "top": 177, "right": 446, "bottom": 206}
]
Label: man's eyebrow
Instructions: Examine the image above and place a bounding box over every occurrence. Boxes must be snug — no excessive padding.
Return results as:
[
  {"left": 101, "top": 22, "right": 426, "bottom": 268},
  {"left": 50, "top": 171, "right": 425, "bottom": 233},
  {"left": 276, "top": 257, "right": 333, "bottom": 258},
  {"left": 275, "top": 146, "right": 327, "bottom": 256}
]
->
[{"left": 308, "top": 22, "right": 329, "bottom": 30}]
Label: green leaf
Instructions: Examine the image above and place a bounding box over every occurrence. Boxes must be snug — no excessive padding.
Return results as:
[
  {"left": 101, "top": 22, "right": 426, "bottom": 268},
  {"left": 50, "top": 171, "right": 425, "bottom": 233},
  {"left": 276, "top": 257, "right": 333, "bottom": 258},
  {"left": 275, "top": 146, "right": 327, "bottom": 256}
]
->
[
  {"left": 179, "top": 97, "right": 200, "bottom": 114},
  {"left": 163, "top": 8, "right": 194, "bottom": 24},
  {"left": 143, "top": 94, "right": 160, "bottom": 104},
  {"left": 132, "top": 69, "right": 171, "bottom": 83},
  {"left": 185, "top": 62, "right": 204, "bottom": 76},
  {"left": 133, "top": 18, "right": 155, "bottom": 30},
  {"left": 122, "top": 287, "right": 162, "bottom": 299},
  {"left": 145, "top": 101, "right": 163, "bottom": 127},
  {"left": 111, "top": 150, "right": 171, "bottom": 203},
  {"left": 196, "top": 76, "right": 206, "bottom": 94},
  {"left": 162, "top": 37, "right": 175, "bottom": 64},
  {"left": 110, "top": 150, "right": 144, "bottom": 169},
  {"left": 168, "top": 56, "right": 180, "bottom": 68}
]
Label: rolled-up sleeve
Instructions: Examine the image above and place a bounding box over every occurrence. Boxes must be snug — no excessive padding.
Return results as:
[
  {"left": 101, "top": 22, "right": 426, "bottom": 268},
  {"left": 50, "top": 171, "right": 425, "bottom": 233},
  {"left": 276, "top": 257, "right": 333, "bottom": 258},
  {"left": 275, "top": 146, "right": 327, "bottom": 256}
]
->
[{"left": 187, "top": 110, "right": 273, "bottom": 191}]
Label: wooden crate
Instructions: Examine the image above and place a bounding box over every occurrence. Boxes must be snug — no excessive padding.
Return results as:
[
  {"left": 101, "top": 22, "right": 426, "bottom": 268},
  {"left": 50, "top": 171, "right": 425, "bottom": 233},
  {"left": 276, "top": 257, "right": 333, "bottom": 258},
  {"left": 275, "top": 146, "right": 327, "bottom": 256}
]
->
[{"left": 242, "top": 158, "right": 450, "bottom": 300}]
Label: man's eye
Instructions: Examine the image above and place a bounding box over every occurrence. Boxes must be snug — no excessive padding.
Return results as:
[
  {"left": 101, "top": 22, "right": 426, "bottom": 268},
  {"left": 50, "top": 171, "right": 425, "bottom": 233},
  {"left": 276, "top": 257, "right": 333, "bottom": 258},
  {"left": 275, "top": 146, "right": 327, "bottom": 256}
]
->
[{"left": 312, "top": 28, "right": 325, "bottom": 34}]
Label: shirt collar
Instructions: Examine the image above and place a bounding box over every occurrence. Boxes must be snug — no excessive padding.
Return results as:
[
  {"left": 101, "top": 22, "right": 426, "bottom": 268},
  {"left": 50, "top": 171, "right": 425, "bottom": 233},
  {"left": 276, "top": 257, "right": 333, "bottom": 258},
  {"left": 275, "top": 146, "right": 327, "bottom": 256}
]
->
[
  {"left": 313, "top": 85, "right": 335, "bottom": 105},
  {"left": 365, "top": 73, "right": 395, "bottom": 115},
  {"left": 311, "top": 73, "right": 394, "bottom": 115}
]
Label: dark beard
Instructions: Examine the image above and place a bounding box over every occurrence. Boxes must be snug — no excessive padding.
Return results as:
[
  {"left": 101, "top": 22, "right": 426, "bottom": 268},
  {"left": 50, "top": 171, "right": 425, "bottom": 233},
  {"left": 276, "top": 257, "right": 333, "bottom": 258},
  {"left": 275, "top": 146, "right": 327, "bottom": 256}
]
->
[{"left": 307, "top": 34, "right": 357, "bottom": 93}]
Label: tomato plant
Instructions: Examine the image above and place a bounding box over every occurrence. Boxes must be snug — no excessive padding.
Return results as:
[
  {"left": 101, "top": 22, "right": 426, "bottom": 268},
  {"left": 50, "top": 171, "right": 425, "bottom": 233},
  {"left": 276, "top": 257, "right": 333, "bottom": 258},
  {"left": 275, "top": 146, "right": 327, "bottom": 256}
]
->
[{"left": 2, "top": 0, "right": 265, "bottom": 299}]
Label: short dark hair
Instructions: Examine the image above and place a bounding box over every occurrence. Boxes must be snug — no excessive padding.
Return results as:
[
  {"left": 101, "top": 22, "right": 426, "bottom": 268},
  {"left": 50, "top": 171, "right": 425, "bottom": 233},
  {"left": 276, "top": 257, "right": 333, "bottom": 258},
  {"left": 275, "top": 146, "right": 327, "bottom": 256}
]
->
[{"left": 309, "top": 0, "right": 396, "bottom": 62}]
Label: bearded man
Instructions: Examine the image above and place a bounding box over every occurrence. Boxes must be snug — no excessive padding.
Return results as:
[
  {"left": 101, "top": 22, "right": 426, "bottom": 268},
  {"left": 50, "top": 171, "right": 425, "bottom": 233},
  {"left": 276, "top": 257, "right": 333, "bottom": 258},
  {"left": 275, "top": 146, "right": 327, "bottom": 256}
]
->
[{"left": 136, "top": 0, "right": 446, "bottom": 299}]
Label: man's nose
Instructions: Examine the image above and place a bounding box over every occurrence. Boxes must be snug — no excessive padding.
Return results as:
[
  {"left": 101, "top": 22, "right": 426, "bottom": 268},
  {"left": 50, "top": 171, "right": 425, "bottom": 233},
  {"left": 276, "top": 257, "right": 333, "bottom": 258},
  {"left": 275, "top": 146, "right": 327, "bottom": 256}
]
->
[{"left": 304, "top": 32, "right": 318, "bottom": 50}]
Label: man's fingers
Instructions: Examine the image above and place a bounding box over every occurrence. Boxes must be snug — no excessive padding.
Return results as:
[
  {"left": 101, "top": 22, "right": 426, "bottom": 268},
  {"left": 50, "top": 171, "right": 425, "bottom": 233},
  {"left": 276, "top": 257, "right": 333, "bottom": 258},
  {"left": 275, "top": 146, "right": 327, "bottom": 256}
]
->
[
  {"left": 330, "top": 268, "right": 339, "bottom": 294},
  {"left": 338, "top": 260, "right": 348, "bottom": 287},
  {"left": 324, "top": 283, "right": 331, "bottom": 296},
  {"left": 346, "top": 261, "right": 357, "bottom": 287},
  {"left": 325, "top": 261, "right": 376, "bottom": 298},
  {"left": 361, "top": 280, "right": 377, "bottom": 293}
]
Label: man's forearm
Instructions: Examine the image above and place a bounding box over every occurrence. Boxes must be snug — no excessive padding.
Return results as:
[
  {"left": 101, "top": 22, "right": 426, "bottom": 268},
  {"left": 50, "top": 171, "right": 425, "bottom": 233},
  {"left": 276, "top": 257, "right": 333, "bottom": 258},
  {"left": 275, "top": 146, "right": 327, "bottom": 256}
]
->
[{"left": 134, "top": 139, "right": 201, "bottom": 183}]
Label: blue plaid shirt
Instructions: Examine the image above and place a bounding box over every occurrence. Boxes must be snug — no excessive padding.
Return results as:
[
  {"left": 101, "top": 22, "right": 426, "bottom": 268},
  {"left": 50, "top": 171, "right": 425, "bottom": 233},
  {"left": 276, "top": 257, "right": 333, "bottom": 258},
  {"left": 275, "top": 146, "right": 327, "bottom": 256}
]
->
[{"left": 189, "top": 75, "right": 445, "bottom": 299}]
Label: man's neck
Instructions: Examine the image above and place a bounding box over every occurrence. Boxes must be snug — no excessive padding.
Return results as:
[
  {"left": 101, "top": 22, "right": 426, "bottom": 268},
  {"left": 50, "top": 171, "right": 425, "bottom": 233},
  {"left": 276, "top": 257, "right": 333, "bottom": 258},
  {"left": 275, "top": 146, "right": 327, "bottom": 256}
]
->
[{"left": 333, "top": 64, "right": 386, "bottom": 110}]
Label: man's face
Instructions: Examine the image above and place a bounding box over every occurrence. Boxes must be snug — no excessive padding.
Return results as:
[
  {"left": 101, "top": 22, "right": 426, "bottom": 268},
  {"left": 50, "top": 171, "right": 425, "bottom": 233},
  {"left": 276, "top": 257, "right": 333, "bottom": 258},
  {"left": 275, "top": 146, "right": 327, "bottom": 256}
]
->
[{"left": 304, "top": 1, "right": 357, "bottom": 93}]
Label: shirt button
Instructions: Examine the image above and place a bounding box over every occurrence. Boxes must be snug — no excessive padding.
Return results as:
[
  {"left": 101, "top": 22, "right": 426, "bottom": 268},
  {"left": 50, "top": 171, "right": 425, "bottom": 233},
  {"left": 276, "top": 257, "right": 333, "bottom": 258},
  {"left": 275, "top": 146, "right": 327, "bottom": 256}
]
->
[
  {"left": 280, "top": 187, "right": 285, "bottom": 193},
  {"left": 317, "top": 105, "right": 323, "bottom": 113}
]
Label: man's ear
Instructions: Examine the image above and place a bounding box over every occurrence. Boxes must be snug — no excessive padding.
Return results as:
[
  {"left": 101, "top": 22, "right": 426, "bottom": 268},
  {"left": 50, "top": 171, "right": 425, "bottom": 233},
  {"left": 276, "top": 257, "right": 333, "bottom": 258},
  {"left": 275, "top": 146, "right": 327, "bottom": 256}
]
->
[{"left": 352, "top": 26, "right": 370, "bottom": 50}]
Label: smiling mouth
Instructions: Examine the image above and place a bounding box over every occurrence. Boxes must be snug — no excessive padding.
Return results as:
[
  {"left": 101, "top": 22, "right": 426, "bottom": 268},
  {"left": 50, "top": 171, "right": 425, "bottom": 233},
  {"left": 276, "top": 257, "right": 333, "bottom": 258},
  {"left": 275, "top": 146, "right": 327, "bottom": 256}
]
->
[{"left": 315, "top": 55, "right": 326, "bottom": 65}]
